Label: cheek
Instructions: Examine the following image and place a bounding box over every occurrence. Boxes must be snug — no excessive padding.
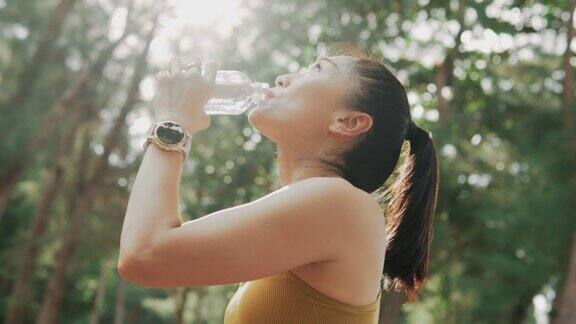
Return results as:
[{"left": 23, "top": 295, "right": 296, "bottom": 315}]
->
[
  {"left": 247, "top": 97, "right": 330, "bottom": 143},
  {"left": 248, "top": 100, "right": 324, "bottom": 136},
  {"left": 290, "top": 81, "right": 334, "bottom": 109},
  {"left": 279, "top": 89, "right": 334, "bottom": 133},
  {"left": 280, "top": 81, "right": 343, "bottom": 125},
  {"left": 247, "top": 77, "right": 344, "bottom": 141}
]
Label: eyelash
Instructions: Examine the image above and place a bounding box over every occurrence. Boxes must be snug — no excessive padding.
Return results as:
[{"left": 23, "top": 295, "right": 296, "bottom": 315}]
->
[
  {"left": 300, "top": 62, "right": 321, "bottom": 75},
  {"left": 311, "top": 62, "right": 321, "bottom": 71}
]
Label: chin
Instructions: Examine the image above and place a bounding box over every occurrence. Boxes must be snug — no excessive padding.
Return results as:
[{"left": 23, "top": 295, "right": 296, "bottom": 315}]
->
[
  {"left": 247, "top": 105, "right": 283, "bottom": 144},
  {"left": 247, "top": 105, "right": 264, "bottom": 129}
]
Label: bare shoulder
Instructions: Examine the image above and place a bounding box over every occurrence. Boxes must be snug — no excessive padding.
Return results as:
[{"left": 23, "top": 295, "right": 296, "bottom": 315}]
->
[
  {"left": 288, "top": 177, "right": 382, "bottom": 213},
  {"left": 287, "top": 177, "right": 386, "bottom": 238},
  {"left": 299, "top": 176, "right": 382, "bottom": 206}
]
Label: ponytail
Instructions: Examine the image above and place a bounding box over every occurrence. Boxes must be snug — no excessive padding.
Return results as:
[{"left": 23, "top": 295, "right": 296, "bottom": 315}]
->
[
  {"left": 309, "top": 42, "right": 440, "bottom": 301},
  {"left": 382, "top": 121, "right": 440, "bottom": 301}
]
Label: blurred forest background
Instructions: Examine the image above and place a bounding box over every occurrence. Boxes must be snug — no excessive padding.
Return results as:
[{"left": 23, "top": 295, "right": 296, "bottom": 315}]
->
[{"left": 0, "top": 0, "right": 575, "bottom": 323}]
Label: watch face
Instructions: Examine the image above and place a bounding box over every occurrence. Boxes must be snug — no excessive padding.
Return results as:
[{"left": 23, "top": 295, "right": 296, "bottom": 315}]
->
[{"left": 155, "top": 121, "right": 185, "bottom": 145}]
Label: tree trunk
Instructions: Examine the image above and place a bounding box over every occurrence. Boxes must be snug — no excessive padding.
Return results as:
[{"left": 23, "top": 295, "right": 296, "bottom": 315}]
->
[
  {"left": 554, "top": 1, "right": 576, "bottom": 323},
  {"left": 554, "top": 233, "right": 576, "bottom": 324},
  {"left": 550, "top": 275, "right": 566, "bottom": 321},
  {"left": 1, "top": 0, "right": 79, "bottom": 115},
  {"left": 435, "top": 60, "right": 450, "bottom": 121},
  {"left": 435, "top": 0, "right": 465, "bottom": 123},
  {"left": 3, "top": 105, "right": 85, "bottom": 324},
  {"left": 35, "top": 23, "right": 157, "bottom": 324},
  {"left": 36, "top": 182, "right": 99, "bottom": 324},
  {"left": 89, "top": 259, "right": 113, "bottom": 324},
  {"left": 4, "top": 164, "right": 64, "bottom": 324},
  {"left": 0, "top": 163, "right": 25, "bottom": 223},
  {"left": 113, "top": 279, "right": 126, "bottom": 324},
  {"left": 562, "top": 0, "right": 574, "bottom": 141},
  {"left": 0, "top": 25, "right": 132, "bottom": 222},
  {"left": 36, "top": 125, "right": 94, "bottom": 324},
  {"left": 192, "top": 287, "right": 207, "bottom": 324},
  {"left": 126, "top": 305, "right": 141, "bottom": 324},
  {"left": 174, "top": 287, "right": 192, "bottom": 324},
  {"left": 378, "top": 290, "right": 407, "bottom": 324}
]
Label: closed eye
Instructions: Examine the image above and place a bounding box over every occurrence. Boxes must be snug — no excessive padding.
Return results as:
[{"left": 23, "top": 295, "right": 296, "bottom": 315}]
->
[
  {"left": 299, "top": 62, "right": 321, "bottom": 75},
  {"left": 310, "top": 62, "right": 321, "bottom": 71}
]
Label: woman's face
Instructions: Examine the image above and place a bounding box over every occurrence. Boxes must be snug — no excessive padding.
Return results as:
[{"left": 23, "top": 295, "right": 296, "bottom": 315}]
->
[{"left": 248, "top": 55, "right": 366, "bottom": 149}]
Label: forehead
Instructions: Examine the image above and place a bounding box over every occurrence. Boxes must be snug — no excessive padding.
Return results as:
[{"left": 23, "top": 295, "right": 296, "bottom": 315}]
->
[
  {"left": 316, "top": 56, "right": 358, "bottom": 94},
  {"left": 315, "top": 56, "right": 357, "bottom": 85},
  {"left": 317, "top": 55, "right": 356, "bottom": 68},
  {"left": 327, "top": 55, "right": 356, "bottom": 64}
]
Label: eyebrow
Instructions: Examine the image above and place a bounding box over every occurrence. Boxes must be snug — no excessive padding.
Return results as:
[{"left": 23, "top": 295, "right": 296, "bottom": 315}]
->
[{"left": 317, "top": 57, "right": 340, "bottom": 71}]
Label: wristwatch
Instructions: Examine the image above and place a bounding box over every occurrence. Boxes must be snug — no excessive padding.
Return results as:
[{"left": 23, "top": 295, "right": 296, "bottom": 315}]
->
[{"left": 143, "top": 120, "right": 192, "bottom": 161}]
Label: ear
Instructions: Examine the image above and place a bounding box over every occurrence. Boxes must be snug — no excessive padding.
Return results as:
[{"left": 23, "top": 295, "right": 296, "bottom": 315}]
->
[{"left": 328, "top": 111, "right": 373, "bottom": 138}]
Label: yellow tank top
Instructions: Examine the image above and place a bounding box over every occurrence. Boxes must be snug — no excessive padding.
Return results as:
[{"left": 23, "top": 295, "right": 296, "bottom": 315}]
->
[{"left": 224, "top": 270, "right": 381, "bottom": 324}]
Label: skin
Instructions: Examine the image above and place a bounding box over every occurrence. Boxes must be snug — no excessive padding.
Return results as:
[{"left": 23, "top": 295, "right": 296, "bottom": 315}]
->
[{"left": 118, "top": 55, "right": 387, "bottom": 306}]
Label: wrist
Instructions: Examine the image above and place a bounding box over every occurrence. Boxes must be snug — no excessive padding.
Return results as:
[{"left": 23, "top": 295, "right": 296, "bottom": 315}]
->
[
  {"left": 144, "top": 120, "right": 193, "bottom": 162},
  {"left": 146, "top": 141, "right": 187, "bottom": 164},
  {"left": 155, "top": 112, "right": 198, "bottom": 134}
]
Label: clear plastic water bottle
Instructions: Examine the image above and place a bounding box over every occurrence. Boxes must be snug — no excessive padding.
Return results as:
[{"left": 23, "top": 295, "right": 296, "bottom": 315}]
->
[{"left": 204, "top": 70, "right": 271, "bottom": 115}]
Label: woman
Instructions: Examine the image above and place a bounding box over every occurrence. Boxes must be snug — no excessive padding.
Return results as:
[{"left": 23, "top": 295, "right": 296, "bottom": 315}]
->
[{"left": 118, "top": 44, "right": 439, "bottom": 324}]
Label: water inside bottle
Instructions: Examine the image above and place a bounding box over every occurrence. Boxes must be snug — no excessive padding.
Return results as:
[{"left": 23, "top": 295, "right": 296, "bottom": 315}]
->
[
  {"left": 204, "top": 83, "right": 254, "bottom": 115},
  {"left": 203, "top": 70, "right": 269, "bottom": 115}
]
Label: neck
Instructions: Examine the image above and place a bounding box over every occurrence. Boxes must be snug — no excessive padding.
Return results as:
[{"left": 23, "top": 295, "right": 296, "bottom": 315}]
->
[{"left": 276, "top": 146, "right": 342, "bottom": 187}]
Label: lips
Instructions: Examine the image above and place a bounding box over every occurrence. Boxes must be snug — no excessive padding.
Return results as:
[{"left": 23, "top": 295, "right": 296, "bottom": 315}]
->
[
  {"left": 269, "top": 88, "right": 283, "bottom": 98},
  {"left": 263, "top": 88, "right": 274, "bottom": 99}
]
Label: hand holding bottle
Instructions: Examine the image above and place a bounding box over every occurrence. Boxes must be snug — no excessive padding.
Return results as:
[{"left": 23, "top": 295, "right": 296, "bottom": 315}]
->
[{"left": 152, "top": 58, "right": 218, "bottom": 133}]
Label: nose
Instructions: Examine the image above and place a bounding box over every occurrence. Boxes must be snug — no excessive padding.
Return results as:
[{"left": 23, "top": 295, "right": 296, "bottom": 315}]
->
[{"left": 275, "top": 74, "right": 291, "bottom": 88}]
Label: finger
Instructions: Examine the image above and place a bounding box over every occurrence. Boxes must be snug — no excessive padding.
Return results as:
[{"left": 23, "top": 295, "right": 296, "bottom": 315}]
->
[
  {"left": 183, "top": 62, "right": 201, "bottom": 74},
  {"left": 154, "top": 70, "right": 169, "bottom": 81},
  {"left": 186, "top": 57, "right": 202, "bottom": 74},
  {"left": 204, "top": 60, "right": 218, "bottom": 85},
  {"left": 168, "top": 57, "right": 184, "bottom": 74},
  {"left": 154, "top": 70, "right": 171, "bottom": 88},
  {"left": 182, "top": 57, "right": 203, "bottom": 83}
]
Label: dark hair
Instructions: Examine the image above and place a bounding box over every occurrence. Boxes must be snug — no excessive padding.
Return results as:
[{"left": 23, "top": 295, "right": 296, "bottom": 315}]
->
[{"left": 318, "top": 43, "right": 440, "bottom": 302}]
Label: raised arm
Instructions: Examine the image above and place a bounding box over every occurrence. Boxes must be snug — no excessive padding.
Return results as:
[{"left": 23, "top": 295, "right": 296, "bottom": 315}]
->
[
  {"left": 117, "top": 58, "right": 382, "bottom": 288},
  {"left": 117, "top": 58, "right": 217, "bottom": 270},
  {"left": 117, "top": 172, "right": 378, "bottom": 288}
]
